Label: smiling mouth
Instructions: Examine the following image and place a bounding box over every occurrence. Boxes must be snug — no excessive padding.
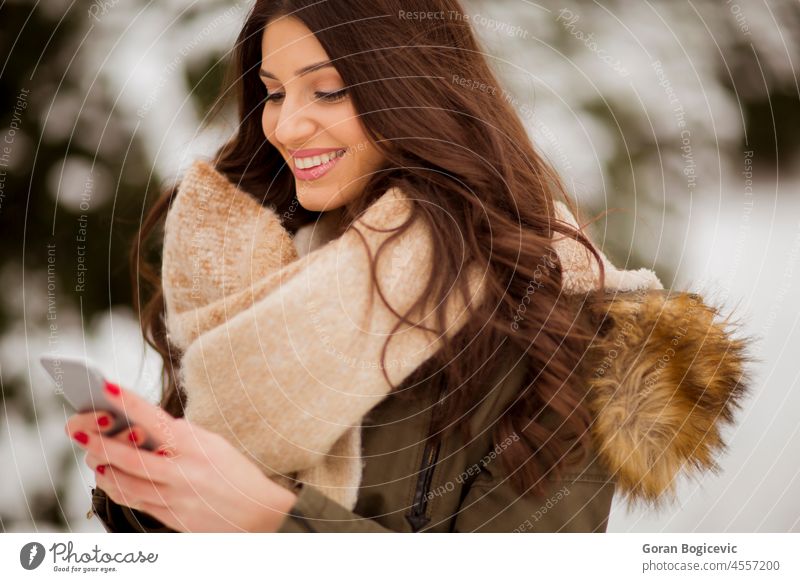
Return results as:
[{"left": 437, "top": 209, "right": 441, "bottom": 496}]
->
[
  {"left": 289, "top": 148, "right": 348, "bottom": 181},
  {"left": 292, "top": 149, "right": 347, "bottom": 170}
]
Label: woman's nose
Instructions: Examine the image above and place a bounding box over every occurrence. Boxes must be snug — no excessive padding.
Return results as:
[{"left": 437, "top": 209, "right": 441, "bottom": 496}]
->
[{"left": 274, "top": 96, "right": 317, "bottom": 148}]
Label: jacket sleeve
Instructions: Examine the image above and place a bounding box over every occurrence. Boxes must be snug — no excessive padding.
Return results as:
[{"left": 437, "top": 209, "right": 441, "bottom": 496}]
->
[
  {"left": 90, "top": 470, "right": 614, "bottom": 534},
  {"left": 90, "top": 486, "right": 177, "bottom": 533},
  {"left": 276, "top": 483, "right": 394, "bottom": 533},
  {"left": 90, "top": 482, "right": 394, "bottom": 533},
  {"left": 450, "top": 455, "right": 616, "bottom": 533}
]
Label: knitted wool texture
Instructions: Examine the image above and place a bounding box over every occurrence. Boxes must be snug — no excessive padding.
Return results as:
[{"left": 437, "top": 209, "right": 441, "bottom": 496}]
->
[{"left": 161, "top": 160, "right": 663, "bottom": 510}]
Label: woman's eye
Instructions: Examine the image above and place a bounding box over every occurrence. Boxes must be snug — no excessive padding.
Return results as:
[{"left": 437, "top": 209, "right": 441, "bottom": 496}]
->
[
  {"left": 315, "top": 88, "right": 348, "bottom": 103},
  {"left": 263, "top": 89, "right": 347, "bottom": 104}
]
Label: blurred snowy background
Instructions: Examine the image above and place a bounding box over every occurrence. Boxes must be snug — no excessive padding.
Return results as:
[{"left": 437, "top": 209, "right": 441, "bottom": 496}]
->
[{"left": 1, "top": 0, "right": 798, "bottom": 532}]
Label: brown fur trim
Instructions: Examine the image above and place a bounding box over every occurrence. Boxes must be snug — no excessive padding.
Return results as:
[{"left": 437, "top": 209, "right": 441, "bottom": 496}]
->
[{"left": 579, "top": 289, "right": 754, "bottom": 509}]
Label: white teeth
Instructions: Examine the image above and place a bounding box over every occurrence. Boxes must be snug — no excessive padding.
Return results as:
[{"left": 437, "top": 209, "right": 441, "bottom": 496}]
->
[{"left": 294, "top": 149, "right": 345, "bottom": 169}]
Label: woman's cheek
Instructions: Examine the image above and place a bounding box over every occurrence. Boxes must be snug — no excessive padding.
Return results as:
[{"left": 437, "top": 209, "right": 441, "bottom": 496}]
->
[{"left": 262, "top": 109, "right": 277, "bottom": 142}]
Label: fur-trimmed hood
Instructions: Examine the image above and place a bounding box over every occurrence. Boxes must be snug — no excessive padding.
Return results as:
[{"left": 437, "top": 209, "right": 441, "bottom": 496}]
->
[{"left": 576, "top": 287, "right": 753, "bottom": 508}]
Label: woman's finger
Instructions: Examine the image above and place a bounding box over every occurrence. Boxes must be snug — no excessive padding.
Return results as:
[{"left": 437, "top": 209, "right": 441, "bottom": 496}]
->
[
  {"left": 84, "top": 451, "right": 103, "bottom": 472},
  {"left": 102, "top": 381, "right": 182, "bottom": 453},
  {"left": 74, "top": 429, "right": 176, "bottom": 484},
  {"left": 65, "top": 410, "right": 118, "bottom": 439},
  {"left": 96, "top": 462, "right": 171, "bottom": 512},
  {"left": 85, "top": 453, "right": 176, "bottom": 525},
  {"left": 68, "top": 412, "right": 168, "bottom": 468},
  {"left": 107, "top": 424, "right": 152, "bottom": 449},
  {"left": 89, "top": 452, "right": 182, "bottom": 530}
]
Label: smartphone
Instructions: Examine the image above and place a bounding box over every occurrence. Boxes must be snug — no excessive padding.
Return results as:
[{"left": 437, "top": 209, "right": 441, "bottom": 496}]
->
[{"left": 39, "top": 354, "right": 158, "bottom": 451}]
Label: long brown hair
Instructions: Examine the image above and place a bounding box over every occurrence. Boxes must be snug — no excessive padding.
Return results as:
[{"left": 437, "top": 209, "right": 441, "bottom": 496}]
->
[{"left": 131, "top": 0, "right": 608, "bottom": 499}]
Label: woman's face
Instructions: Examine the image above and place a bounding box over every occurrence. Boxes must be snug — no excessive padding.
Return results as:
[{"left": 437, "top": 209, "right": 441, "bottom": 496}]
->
[{"left": 260, "top": 16, "right": 385, "bottom": 212}]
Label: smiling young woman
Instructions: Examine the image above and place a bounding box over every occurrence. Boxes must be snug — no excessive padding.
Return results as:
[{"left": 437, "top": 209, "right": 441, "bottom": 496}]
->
[
  {"left": 258, "top": 15, "right": 387, "bottom": 213},
  {"left": 85, "top": 0, "right": 752, "bottom": 533}
]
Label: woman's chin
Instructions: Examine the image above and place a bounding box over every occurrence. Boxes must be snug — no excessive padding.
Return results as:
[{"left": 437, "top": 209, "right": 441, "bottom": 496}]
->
[
  {"left": 295, "top": 184, "right": 348, "bottom": 212},
  {"left": 296, "top": 191, "right": 338, "bottom": 212}
]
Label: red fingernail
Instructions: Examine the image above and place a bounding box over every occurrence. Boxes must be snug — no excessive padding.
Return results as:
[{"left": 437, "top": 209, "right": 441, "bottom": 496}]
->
[
  {"left": 127, "top": 429, "right": 139, "bottom": 443},
  {"left": 104, "top": 381, "right": 121, "bottom": 396},
  {"left": 96, "top": 465, "right": 106, "bottom": 475},
  {"left": 97, "top": 415, "right": 110, "bottom": 428},
  {"left": 157, "top": 449, "right": 170, "bottom": 456},
  {"left": 72, "top": 431, "right": 89, "bottom": 445}
]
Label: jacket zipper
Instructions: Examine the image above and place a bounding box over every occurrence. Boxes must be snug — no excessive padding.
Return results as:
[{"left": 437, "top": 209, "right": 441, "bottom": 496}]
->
[
  {"left": 405, "top": 385, "right": 445, "bottom": 532},
  {"left": 405, "top": 438, "right": 441, "bottom": 531}
]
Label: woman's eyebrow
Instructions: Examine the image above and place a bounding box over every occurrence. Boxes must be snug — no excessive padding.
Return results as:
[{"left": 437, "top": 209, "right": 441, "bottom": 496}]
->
[{"left": 259, "top": 60, "right": 334, "bottom": 80}]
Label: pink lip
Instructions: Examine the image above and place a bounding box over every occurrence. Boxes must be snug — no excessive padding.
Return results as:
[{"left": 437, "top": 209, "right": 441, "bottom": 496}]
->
[
  {"left": 290, "top": 148, "right": 347, "bottom": 181},
  {"left": 287, "top": 147, "right": 343, "bottom": 157}
]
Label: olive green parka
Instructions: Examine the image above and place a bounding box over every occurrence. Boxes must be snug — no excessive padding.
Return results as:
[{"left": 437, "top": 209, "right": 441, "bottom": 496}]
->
[{"left": 89, "top": 288, "right": 751, "bottom": 533}]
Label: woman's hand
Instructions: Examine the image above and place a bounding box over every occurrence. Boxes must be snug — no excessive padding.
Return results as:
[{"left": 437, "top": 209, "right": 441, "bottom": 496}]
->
[{"left": 64, "top": 381, "right": 298, "bottom": 532}]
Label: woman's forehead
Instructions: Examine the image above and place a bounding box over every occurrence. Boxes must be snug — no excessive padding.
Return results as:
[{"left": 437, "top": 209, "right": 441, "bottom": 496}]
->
[{"left": 261, "top": 16, "right": 328, "bottom": 67}]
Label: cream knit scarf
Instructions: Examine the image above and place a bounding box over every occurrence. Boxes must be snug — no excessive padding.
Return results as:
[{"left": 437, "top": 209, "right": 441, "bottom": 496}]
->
[{"left": 161, "top": 160, "right": 663, "bottom": 510}]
